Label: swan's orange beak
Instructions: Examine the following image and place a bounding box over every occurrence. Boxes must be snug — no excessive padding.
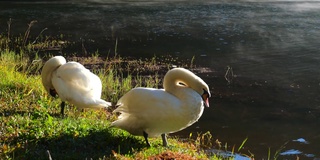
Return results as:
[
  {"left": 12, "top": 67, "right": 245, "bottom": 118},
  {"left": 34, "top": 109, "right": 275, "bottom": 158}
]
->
[{"left": 202, "top": 91, "right": 210, "bottom": 107}]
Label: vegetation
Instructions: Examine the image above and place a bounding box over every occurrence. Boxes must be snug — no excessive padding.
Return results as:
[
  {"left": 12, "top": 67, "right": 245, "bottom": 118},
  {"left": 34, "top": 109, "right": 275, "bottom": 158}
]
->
[{"left": 0, "top": 21, "right": 247, "bottom": 159}]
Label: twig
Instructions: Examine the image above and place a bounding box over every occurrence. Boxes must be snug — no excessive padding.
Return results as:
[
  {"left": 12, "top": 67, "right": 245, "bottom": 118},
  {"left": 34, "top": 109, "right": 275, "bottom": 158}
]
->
[
  {"left": 224, "top": 65, "right": 234, "bottom": 84},
  {"left": 81, "top": 38, "right": 88, "bottom": 56},
  {"left": 7, "top": 18, "right": 12, "bottom": 40},
  {"left": 32, "top": 27, "right": 48, "bottom": 44},
  {"left": 114, "top": 38, "right": 118, "bottom": 57},
  {"left": 47, "top": 150, "right": 52, "bottom": 160},
  {"left": 23, "top": 20, "right": 37, "bottom": 46}
]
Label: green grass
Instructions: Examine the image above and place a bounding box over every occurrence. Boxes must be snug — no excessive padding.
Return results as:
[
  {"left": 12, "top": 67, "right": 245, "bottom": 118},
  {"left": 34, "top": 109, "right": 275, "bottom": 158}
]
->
[
  {"left": 0, "top": 23, "right": 246, "bottom": 159},
  {"left": 0, "top": 50, "right": 226, "bottom": 160},
  {"left": 0, "top": 50, "right": 211, "bottom": 160}
]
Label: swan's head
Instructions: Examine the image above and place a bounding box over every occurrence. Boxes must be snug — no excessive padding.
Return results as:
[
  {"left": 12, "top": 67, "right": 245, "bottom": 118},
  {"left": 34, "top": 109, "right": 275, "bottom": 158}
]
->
[
  {"left": 164, "top": 68, "right": 211, "bottom": 107},
  {"left": 201, "top": 88, "right": 211, "bottom": 108},
  {"left": 41, "top": 56, "right": 66, "bottom": 97},
  {"left": 190, "top": 75, "right": 211, "bottom": 108}
]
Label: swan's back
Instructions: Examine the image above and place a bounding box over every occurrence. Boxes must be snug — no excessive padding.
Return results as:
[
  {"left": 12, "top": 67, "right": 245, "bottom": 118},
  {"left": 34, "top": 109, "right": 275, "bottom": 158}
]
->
[
  {"left": 55, "top": 62, "right": 101, "bottom": 95},
  {"left": 114, "top": 87, "right": 179, "bottom": 113},
  {"left": 52, "top": 61, "right": 109, "bottom": 109}
]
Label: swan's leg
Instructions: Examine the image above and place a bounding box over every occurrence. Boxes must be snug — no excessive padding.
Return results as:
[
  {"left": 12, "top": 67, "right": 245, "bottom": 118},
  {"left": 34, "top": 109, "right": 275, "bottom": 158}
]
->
[
  {"left": 143, "top": 131, "right": 151, "bottom": 147},
  {"left": 60, "top": 101, "right": 65, "bottom": 116},
  {"left": 161, "top": 133, "right": 168, "bottom": 147}
]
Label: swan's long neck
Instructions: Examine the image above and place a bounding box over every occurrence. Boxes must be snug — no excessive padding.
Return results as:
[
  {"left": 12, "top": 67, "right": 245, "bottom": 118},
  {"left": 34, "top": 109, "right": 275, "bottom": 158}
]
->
[
  {"left": 41, "top": 56, "right": 66, "bottom": 93},
  {"left": 163, "top": 68, "right": 202, "bottom": 95}
]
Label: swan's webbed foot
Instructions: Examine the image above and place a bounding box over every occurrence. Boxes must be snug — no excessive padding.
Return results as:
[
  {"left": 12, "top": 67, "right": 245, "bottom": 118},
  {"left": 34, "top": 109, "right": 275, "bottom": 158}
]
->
[
  {"left": 143, "top": 131, "right": 151, "bottom": 147},
  {"left": 161, "top": 133, "right": 168, "bottom": 147}
]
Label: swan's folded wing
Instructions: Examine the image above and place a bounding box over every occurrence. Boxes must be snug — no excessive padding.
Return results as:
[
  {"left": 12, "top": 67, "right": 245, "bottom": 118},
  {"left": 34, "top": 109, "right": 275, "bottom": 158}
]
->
[
  {"left": 55, "top": 62, "right": 102, "bottom": 97},
  {"left": 113, "top": 87, "right": 181, "bottom": 114}
]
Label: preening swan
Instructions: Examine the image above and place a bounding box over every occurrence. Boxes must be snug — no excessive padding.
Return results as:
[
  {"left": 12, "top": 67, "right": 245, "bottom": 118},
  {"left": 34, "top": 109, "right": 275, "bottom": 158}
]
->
[
  {"left": 111, "top": 67, "right": 211, "bottom": 147},
  {"left": 41, "top": 56, "right": 111, "bottom": 115}
]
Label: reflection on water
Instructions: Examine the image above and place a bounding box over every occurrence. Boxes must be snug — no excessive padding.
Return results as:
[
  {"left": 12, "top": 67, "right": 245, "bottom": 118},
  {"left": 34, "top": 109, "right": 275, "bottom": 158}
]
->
[
  {"left": 280, "top": 149, "right": 315, "bottom": 158},
  {"left": 293, "top": 138, "right": 309, "bottom": 144},
  {"left": 279, "top": 138, "right": 316, "bottom": 158},
  {"left": 207, "top": 149, "right": 251, "bottom": 160},
  {"left": 1, "top": 0, "right": 320, "bottom": 159}
]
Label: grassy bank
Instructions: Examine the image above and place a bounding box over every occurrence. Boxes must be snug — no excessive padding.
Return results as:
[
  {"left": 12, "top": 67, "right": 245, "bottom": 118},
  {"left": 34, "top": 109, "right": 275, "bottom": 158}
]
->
[
  {"left": 0, "top": 50, "right": 218, "bottom": 160},
  {"left": 0, "top": 21, "right": 245, "bottom": 159}
]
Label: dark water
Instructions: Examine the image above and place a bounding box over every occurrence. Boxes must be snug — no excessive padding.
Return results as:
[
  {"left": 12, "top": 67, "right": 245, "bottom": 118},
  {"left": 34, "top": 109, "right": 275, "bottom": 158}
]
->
[{"left": 1, "top": 0, "right": 320, "bottom": 159}]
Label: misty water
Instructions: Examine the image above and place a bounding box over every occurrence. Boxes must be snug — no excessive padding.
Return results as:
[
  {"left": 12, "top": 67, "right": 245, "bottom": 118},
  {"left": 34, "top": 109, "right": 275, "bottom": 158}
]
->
[{"left": 1, "top": 0, "right": 320, "bottom": 159}]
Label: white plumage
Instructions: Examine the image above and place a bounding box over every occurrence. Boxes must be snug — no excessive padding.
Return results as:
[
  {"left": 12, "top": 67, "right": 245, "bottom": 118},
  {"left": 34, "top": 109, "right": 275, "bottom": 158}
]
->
[
  {"left": 41, "top": 56, "right": 111, "bottom": 115},
  {"left": 111, "top": 67, "right": 211, "bottom": 146}
]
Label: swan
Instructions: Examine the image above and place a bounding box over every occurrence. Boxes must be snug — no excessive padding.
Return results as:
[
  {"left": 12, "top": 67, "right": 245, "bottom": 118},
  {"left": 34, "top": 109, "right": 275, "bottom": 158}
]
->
[
  {"left": 111, "top": 67, "right": 211, "bottom": 147},
  {"left": 41, "top": 56, "right": 111, "bottom": 115}
]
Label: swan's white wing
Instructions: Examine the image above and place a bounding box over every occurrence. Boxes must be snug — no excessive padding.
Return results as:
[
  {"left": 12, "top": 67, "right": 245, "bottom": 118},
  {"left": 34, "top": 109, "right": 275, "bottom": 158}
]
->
[
  {"left": 114, "top": 87, "right": 180, "bottom": 114},
  {"left": 52, "top": 62, "right": 109, "bottom": 108},
  {"left": 112, "top": 87, "right": 188, "bottom": 136}
]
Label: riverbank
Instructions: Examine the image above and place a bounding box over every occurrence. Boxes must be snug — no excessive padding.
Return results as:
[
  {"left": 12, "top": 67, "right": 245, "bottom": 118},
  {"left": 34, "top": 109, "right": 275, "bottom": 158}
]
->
[
  {"left": 0, "top": 51, "right": 210, "bottom": 159},
  {"left": 0, "top": 30, "right": 247, "bottom": 159}
]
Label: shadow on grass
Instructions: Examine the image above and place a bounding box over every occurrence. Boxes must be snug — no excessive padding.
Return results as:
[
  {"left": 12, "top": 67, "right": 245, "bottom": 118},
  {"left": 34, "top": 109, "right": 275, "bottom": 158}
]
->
[
  {"left": 1, "top": 110, "right": 28, "bottom": 117},
  {"left": 10, "top": 129, "right": 146, "bottom": 159},
  {"left": 1, "top": 109, "right": 61, "bottom": 118},
  {"left": 1, "top": 103, "right": 85, "bottom": 119}
]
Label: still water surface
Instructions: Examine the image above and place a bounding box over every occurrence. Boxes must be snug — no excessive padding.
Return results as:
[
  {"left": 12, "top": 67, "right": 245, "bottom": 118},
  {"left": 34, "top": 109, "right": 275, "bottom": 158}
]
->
[{"left": 1, "top": 0, "right": 320, "bottom": 159}]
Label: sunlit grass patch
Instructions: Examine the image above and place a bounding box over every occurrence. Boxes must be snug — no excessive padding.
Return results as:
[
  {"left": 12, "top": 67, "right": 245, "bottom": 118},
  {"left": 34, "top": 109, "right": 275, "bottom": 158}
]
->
[{"left": 0, "top": 51, "right": 44, "bottom": 113}]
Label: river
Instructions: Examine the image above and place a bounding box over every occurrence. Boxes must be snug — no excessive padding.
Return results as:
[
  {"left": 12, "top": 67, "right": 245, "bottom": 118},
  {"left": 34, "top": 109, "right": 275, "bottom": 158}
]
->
[{"left": 1, "top": 0, "right": 319, "bottom": 159}]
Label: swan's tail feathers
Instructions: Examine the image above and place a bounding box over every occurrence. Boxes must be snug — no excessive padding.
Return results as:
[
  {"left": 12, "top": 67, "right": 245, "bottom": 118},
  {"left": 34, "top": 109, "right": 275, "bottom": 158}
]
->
[
  {"left": 98, "top": 99, "right": 112, "bottom": 108},
  {"left": 89, "top": 99, "right": 112, "bottom": 109}
]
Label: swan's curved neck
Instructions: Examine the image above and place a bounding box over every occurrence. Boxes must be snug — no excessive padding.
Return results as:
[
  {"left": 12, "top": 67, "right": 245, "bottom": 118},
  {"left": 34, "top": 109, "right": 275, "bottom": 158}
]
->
[
  {"left": 163, "top": 68, "right": 196, "bottom": 95},
  {"left": 41, "top": 56, "right": 66, "bottom": 93}
]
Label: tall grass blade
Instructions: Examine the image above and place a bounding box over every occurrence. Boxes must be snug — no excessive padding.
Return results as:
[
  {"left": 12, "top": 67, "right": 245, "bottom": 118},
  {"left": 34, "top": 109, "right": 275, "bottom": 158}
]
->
[{"left": 238, "top": 137, "right": 248, "bottom": 152}]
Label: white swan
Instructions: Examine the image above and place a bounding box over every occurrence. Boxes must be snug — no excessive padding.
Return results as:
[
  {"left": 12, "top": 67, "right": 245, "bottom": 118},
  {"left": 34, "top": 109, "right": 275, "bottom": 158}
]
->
[
  {"left": 41, "top": 56, "right": 111, "bottom": 115},
  {"left": 111, "top": 67, "right": 211, "bottom": 147}
]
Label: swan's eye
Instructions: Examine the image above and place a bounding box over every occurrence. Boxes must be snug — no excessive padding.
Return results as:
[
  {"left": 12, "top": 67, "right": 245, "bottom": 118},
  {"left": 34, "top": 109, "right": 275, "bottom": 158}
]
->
[{"left": 178, "top": 82, "right": 186, "bottom": 86}]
